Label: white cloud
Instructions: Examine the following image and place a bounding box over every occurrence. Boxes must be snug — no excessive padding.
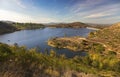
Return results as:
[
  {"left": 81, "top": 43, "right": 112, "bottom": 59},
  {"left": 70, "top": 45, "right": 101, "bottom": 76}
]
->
[
  {"left": 83, "top": 15, "right": 120, "bottom": 24},
  {"left": 71, "top": 0, "right": 105, "bottom": 13},
  {"left": 70, "top": 0, "right": 120, "bottom": 15},
  {"left": 14, "top": 0, "right": 26, "bottom": 9},
  {"left": 0, "top": 9, "right": 57, "bottom": 23},
  {"left": 68, "top": 0, "right": 120, "bottom": 23},
  {"left": 0, "top": 0, "right": 26, "bottom": 9},
  {"left": 84, "top": 13, "right": 112, "bottom": 18},
  {"left": 0, "top": 9, "right": 34, "bottom": 22}
]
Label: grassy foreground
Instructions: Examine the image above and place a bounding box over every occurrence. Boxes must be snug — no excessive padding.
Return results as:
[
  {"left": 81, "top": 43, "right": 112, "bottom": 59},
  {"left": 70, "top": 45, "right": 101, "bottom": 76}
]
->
[{"left": 0, "top": 43, "right": 120, "bottom": 77}]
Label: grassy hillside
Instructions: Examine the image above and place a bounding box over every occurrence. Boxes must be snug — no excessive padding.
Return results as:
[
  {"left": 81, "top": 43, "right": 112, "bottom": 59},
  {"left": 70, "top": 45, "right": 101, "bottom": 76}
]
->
[
  {"left": 0, "top": 42, "right": 120, "bottom": 77},
  {"left": 48, "top": 22, "right": 88, "bottom": 28},
  {"left": 0, "top": 21, "right": 45, "bottom": 35},
  {"left": 48, "top": 22, "right": 108, "bottom": 29},
  {"left": 88, "top": 22, "right": 120, "bottom": 54},
  {"left": 0, "top": 21, "right": 18, "bottom": 34},
  {"left": 86, "top": 23, "right": 111, "bottom": 29},
  {"left": 13, "top": 23, "right": 45, "bottom": 30}
]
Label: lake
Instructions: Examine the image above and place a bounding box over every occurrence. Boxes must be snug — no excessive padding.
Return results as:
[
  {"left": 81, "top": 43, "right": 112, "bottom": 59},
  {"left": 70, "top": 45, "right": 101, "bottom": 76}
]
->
[{"left": 0, "top": 28, "right": 95, "bottom": 57}]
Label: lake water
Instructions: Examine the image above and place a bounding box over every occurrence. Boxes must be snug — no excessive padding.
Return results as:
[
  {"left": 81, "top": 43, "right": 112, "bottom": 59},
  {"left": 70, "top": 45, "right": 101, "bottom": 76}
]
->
[{"left": 0, "top": 28, "right": 94, "bottom": 57}]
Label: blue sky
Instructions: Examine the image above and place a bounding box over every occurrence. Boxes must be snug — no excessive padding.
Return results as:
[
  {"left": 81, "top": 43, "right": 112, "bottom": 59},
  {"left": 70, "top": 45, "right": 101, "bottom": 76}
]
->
[{"left": 0, "top": 0, "right": 120, "bottom": 24}]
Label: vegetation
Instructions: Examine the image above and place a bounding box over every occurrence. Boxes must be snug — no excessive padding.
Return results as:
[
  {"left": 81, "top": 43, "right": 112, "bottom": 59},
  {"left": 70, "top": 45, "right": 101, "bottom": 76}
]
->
[
  {"left": 0, "top": 21, "right": 18, "bottom": 34},
  {"left": 48, "top": 37, "right": 106, "bottom": 52},
  {"left": 48, "top": 22, "right": 108, "bottom": 29},
  {"left": 86, "top": 23, "right": 110, "bottom": 29},
  {"left": 0, "top": 43, "right": 120, "bottom": 77},
  {"left": 88, "top": 22, "right": 120, "bottom": 55},
  {"left": 48, "top": 22, "right": 88, "bottom": 28},
  {"left": 0, "top": 21, "right": 45, "bottom": 35},
  {"left": 13, "top": 23, "right": 45, "bottom": 30}
]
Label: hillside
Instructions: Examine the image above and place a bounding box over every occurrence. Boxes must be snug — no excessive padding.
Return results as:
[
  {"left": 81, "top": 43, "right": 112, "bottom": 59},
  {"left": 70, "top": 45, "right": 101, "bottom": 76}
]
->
[
  {"left": 0, "top": 42, "right": 120, "bottom": 77},
  {"left": 86, "top": 23, "right": 110, "bottom": 29},
  {"left": 48, "top": 22, "right": 88, "bottom": 28},
  {"left": 13, "top": 23, "right": 45, "bottom": 30},
  {"left": 0, "top": 21, "right": 18, "bottom": 34},
  {"left": 88, "top": 22, "right": 120, "bottom": 54},
  {"left": 0, "top": 21, "right": 45, "bottom": 35}
]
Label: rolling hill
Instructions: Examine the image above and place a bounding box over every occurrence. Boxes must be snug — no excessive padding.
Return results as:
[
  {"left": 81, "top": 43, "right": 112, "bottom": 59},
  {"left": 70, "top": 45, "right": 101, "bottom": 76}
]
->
[
  {"left": 0, "top": 21, "right": 18, "bottom": 34},
  {"left": 48, "top": 22, "right": 88, "bottom": 28},
  {"left": 88, "top": 22, "right": 120, "bottom": 54}
]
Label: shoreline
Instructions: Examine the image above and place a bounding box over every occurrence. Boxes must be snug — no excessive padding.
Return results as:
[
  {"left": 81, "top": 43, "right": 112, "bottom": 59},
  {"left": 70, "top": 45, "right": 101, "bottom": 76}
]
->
[
  {"left": 47, "top": 36, "right": 104, "bottom": 52},
  {"left": 86, "top": 27, "right": 100, "bottom": 30},
  {"left": 0, "top": 26, "right": 99, "bottom": 35}
]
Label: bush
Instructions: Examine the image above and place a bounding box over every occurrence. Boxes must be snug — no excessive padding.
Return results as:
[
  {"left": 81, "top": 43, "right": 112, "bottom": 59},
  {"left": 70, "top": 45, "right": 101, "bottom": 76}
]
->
[
  {"left": 91, "top": 43, "right": 105, "bottom": 53},
  {"left": 0, "top": 43, "right": 12, "bottom": 54},
  {"left": 0, "top": 43, "right": 13, "bottom": 61},
  {"left": 108, "top": 51, "right": 117, "bottom": 56}
]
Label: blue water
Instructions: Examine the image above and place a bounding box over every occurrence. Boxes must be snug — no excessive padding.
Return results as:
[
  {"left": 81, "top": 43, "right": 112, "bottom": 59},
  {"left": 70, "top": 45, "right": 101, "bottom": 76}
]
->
[{"left": 0, "top": 28, "right": 94, "bottom": 57}]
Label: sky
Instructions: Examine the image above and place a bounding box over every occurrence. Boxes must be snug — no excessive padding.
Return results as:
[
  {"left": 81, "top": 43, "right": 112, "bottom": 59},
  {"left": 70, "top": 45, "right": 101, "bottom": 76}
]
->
[{"left": 0, "top": 0, "right": 120, "bottom": 24}]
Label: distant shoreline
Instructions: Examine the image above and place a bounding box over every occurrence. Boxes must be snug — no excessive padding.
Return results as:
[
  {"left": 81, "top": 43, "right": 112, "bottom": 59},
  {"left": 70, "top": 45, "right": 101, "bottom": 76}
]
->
[{"left": 86, "top": 27, "right": 100, "bottom": 30}]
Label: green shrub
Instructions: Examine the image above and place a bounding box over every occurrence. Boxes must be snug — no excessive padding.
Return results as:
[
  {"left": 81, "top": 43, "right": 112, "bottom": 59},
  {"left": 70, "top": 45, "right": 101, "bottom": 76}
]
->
[
  {"left": 91, "top": 43, "right": 105, "bottom": 53},
  {"left": 0, "top": 43, "right": 12, "bottom": 54},
  {"left": 108, "top": 51, "right": 117, "bottom": 56}
]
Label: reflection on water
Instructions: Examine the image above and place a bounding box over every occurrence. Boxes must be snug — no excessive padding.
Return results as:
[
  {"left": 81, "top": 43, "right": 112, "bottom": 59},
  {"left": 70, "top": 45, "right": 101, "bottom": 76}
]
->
[{"left": 0, "top": 28, "right": 94, "bottom": 57}]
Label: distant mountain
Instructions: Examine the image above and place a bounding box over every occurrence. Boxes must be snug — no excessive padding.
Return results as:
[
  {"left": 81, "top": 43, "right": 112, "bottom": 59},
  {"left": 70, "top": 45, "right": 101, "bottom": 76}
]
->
[
  {"left": 48, "top": 22, "right": 88, "bottom": 28},
  {"left": 88, "top": 22, "right": 120, "bottom": 53},
  {"left": 86, "top": 23, "right": 111, "bottom": 26},
  {"left": 48, "top": 22, "right": 110, "bottom": 29},
  {"left": 0, "top": 21, "right": 18, "bottom": 34},
  {"left": 43, "top": 22, "right": 62, "bottom": 25}
]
